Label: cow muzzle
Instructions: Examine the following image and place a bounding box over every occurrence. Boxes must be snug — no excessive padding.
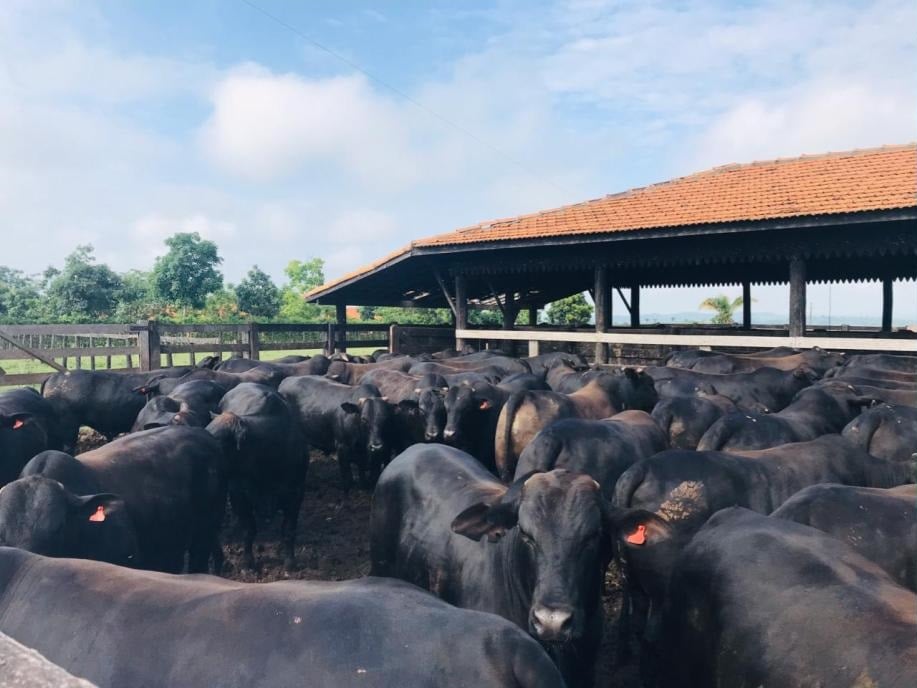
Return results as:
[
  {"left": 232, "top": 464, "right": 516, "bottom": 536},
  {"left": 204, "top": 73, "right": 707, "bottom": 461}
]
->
[{"left": 530, "top": 606, "right": 574, "bottom": 643}]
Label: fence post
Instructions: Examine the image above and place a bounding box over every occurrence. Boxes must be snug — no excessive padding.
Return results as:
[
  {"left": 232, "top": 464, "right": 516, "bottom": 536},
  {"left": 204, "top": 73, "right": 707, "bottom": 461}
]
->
[
  {"left": 389, "top": 324, "right": 400, "bottom": 354},
  {"left": 248, "top": 323, "right": 261, "bottom": 361},
  {"left": 138, "top": 320, "right": 161, "bottom": 371}
]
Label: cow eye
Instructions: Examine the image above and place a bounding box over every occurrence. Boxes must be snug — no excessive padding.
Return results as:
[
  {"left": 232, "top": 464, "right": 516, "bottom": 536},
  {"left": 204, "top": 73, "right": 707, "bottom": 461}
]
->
[{"left": 519, "top": 531, "right": 535, "bottom": 548}]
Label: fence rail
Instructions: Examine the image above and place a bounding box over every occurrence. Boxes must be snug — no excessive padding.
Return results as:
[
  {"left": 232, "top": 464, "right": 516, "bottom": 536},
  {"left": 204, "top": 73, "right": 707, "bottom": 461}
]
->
[{"left": 0, "top": 321, "right": 393, "bottom": 386}]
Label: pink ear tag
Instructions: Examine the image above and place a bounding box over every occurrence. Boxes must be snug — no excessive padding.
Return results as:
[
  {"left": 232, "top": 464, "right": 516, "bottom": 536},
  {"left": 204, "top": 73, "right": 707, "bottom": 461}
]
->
[
  {"left": 12, "top": 419, "right": 25, "bottom": 430},
  {"left": 89, "top": 506, "right": 106, "bottom": 523},
  {"left": 626, "top": 524, "right": 647, "bottom": 545}
]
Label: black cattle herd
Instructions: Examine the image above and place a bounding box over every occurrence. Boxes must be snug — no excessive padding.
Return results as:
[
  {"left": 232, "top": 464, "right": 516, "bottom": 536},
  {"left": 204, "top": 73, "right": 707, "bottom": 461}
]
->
[{"left": 0, "top": 345, "right": 914, "bottom": 687}]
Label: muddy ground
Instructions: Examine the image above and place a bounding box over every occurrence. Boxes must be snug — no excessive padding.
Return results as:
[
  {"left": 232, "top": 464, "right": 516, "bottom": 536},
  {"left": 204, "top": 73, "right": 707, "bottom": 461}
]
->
[{"left": 77, "top": 430, "right": 641, "bottom": 687}]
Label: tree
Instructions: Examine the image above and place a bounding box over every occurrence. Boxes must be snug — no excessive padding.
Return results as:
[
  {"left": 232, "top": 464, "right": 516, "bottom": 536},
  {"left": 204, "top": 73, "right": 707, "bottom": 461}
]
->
[
  {"left": 699, "top": 294, "right": 744, "bottom": 325},
  {"left": 545, "top": 293, "right": 593, "bottom": 327},
  {"left": 152, "top": 233, "right": 223, "bottom": 309},
  {"left": 469, "top": 309, "right": 502, "bottom": 326},
  {"left": 0, "top": 267, "right": 42, "bottom": 322},
  {"left": 45, "top": 245, "right": 123, "bottom": 321},
  {"left": 374, "top": 307, "right": 451, "bottom": 325},
  {"left": 279, "top": 258, "right": 331, "bottom": 322},
  {"left": 236, "top": 266, "right": 281, "bottom": 319}
]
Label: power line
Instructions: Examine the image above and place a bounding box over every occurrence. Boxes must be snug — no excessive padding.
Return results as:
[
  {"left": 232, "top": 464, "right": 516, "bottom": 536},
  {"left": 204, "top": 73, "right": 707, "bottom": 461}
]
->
[{"left": 237, "top": 0, "right": 573, "bottom": 196}]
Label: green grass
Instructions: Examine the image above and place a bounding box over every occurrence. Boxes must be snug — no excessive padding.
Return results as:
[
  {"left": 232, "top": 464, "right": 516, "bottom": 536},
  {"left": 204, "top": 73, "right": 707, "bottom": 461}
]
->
[{"left": 0, "top": 346, "right": 381, "bottom": 390}]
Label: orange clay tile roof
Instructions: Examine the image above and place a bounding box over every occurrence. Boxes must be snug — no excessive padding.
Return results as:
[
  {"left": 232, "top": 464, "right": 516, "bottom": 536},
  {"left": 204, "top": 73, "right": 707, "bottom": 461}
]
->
[{"left": 306, "top": 143, "right": 916, "bottom": 298}]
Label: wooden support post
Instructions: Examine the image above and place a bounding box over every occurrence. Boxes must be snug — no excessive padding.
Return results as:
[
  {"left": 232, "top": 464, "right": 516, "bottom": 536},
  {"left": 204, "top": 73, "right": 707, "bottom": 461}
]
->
[
  {"left": 630, "top": 285, "right": 641, "bottom": 328},
  {"left": 325, "top": 323, "right": 334, "bottom": 355},
  {"left": 389, "top": 324, "right": 401, "bottom": 354},
  {"left": 455, "top": 275, "right": 468, "bottom": 350},
  {"left": 502, "top": 293, "right": 517, "bottom": 357},
  {"left": 742, "top": 281, "right": 752, "bottom": 330},
  {"left": 881, "top": 278, "right": 894, "bottom": 332},
  {"left": 248, "top": 323, "right": 261, "bottom": 360},
  {"left": 789, "top": 257, "right": 807, "bottom": 338},
  {"left": 594, "top": 266, "right": 610, "bottom": 363},
  {"left": 527, "top": 305, "right": 538, "bottom": 327},
  {"left": 335, "top": 303, "right": 347, "bottom": 353}
]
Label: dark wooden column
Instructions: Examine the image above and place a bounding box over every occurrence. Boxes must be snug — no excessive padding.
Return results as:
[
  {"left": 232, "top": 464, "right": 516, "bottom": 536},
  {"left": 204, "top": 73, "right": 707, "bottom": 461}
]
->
[
  {"left": 630, "top": 285, "right": 640, "bottom": 328},
  {"left": 527, "top": 305, "right": 538, "bottom": 327},
  {"left": 789, "top": 257, "right": 806, "bottom": 338},
  {"left": 594, "top": 266, "right": 611, "bottom": 363},
  {"left": 335, "top": 303, "right": 347, "bottom": 353},
  {"left": 502, "top": 292, "right": 517, "bottom": 356},
  {"left": 882, "top": 278, "right": 894, "bottom": 332},
  {"left": 742, "top": 280, "right": 752, "bottom": 330},
  {"left": 455, "top": 274, "right": 468, "bottom": 350}
]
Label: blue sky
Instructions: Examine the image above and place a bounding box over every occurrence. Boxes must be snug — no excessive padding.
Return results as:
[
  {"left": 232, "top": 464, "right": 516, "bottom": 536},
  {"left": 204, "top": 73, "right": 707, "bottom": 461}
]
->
[{"left": 1, "top": 0, "right": 915, "bottom": 321}]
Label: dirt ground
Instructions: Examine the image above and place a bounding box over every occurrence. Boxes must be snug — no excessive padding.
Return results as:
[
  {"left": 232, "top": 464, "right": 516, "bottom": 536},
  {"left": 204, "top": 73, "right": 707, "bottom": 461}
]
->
[{"left": 76, "top": 430, "right": 641, "bottom": 687}]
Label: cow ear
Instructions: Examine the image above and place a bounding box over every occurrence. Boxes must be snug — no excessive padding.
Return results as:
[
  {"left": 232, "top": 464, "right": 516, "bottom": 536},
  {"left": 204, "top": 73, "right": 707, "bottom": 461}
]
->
[
  {"left": 341, "top": 402, "right": 360, "bottom": 415},
  {"left": 451, "top": 501, "right": 520, "bottom": 542},
  {"left": 71, "top": 493, "right": 123, "bottom": 524},
  {"left": 478, "top": 399, "right": 492, "bottom": 410},
  {"left": 605, "top": 508, "right": 672, "bottom": 549},
  {"left": 451, "top": 472, "right": 533, "bottom": 542}
]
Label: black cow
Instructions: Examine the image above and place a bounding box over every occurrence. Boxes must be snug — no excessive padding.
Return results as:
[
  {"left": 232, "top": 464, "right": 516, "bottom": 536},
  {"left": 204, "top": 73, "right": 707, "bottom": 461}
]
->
[
  {"left": 0, "top": 388, "right": 61, "bottom": 486},
  {"left": 523, "top": 352, "right": 587, "bottom": 376},
  {"left": 326, "top": 357, "right": 414, "bottom": 384},
  {"left": 772, "top": 484, "right": 917, "bottom": 590},
  {"left": 131, "top": 379, "right": 226, "bottom": 431},
  {"left": 496, "top": 367, "right": 659, "bottom": 482},
  {"left": 218, "top": 355, "right": 331, "bottom": 378},
  {"left": 646, "top": 365, "right": 817, "bottom": 412},
  {"left": 650, "top": 393, "right": 737, "bottom": 449},
  {"left": 206, "top": 383, "right": 308, "bottom": 570},
  {"left": 409, "top": 356, "right": 529, "bottom": 378},
  {"left": 842, "top": 402, "right": 917, "bottom": 462},
  {"left": 697, "top": 381, "right": 875, "bottom": 450},
  {"left": 153, "top": 365, "right": 288, "bottom": 395},
  {"left": 21, "top": 426, "right": 225, "bottom": 573},
  {"left": 515, "top": 411, "right": 668, "bottom": 499},
  {"left": 0, "top": 548, "right": 565, "bottom": 688},
  {"left": 670, "top": 347, "right": 845, "bottom": 375},
  {"left": 280, "top": 376, "right": 393, "bottom": 488},
  {"left": 41, "top": 368, "right": 192, "bottom": 449},
  {"left": 443, "top": 375, "right": 548, "bottom": 473},
  {"left": 370, "top": 443, "right": 657, "bottom": 687},
  {"left": 0, "top": 475, "right": 138, "bottom": 566},
  {"left": 840, "top": 352, "right": 917, "bottom": 373},
  {"left": 658, "top": 508, "right": 917, "bottom": 688},
  {"left": 360, "top": 368, "right": 445, "bottom": 445},
  {"left": 612, "top": 435, "right": 914, "bottom": 657}
]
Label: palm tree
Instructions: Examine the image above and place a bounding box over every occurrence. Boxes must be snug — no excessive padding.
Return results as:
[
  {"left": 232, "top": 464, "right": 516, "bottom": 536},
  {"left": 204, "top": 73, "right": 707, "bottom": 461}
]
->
[{"left": 699, "top": 295, "right": 744, "bottom": 325}]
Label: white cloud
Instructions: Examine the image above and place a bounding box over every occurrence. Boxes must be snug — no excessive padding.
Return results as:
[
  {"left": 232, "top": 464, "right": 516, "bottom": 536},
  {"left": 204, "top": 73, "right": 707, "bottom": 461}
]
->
[
  {"left": 689, "top": 81, "right": 915, "bottom": 168},
  {"left": 199, "top": 66, "right": 421, "bottom": 187},
  {"left": 131, "top": 213, "right": 238, "bottom": 251}
]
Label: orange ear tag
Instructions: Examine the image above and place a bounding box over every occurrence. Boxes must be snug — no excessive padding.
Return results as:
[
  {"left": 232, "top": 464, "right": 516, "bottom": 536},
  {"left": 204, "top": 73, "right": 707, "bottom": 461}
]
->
[
  {"left": 12, "top": 419, "right": 24, "bottom": 430},
  {"left": 89, "top": 506, "right": 106, "bottom": 523},
  {"left": 626, "top": 524, "right": 647, "bottom": 545}
]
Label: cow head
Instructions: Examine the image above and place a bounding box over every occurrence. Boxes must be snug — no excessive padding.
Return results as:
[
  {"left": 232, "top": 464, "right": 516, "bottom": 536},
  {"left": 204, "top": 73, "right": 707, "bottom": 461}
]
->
[
  {"left": 453, "top": 470, "right": 639, "bottom": 644},
  {"left": 341, "top": 396, "right": 393, "bottom": 455},
  {"left": 407, "top": 387, "right": 446, "bottom": 442},
  {"left": 0, "top": 476, "right": 136, "bottom": 566},
  {"left": 443, "top": 383, "right": 496, "bottom": 446}
]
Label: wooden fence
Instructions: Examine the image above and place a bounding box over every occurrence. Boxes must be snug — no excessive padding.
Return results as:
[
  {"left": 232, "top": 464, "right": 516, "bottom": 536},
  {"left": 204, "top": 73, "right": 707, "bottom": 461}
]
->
[{"left": 0, "top": 321, "right": 392, "bottom": 387}]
